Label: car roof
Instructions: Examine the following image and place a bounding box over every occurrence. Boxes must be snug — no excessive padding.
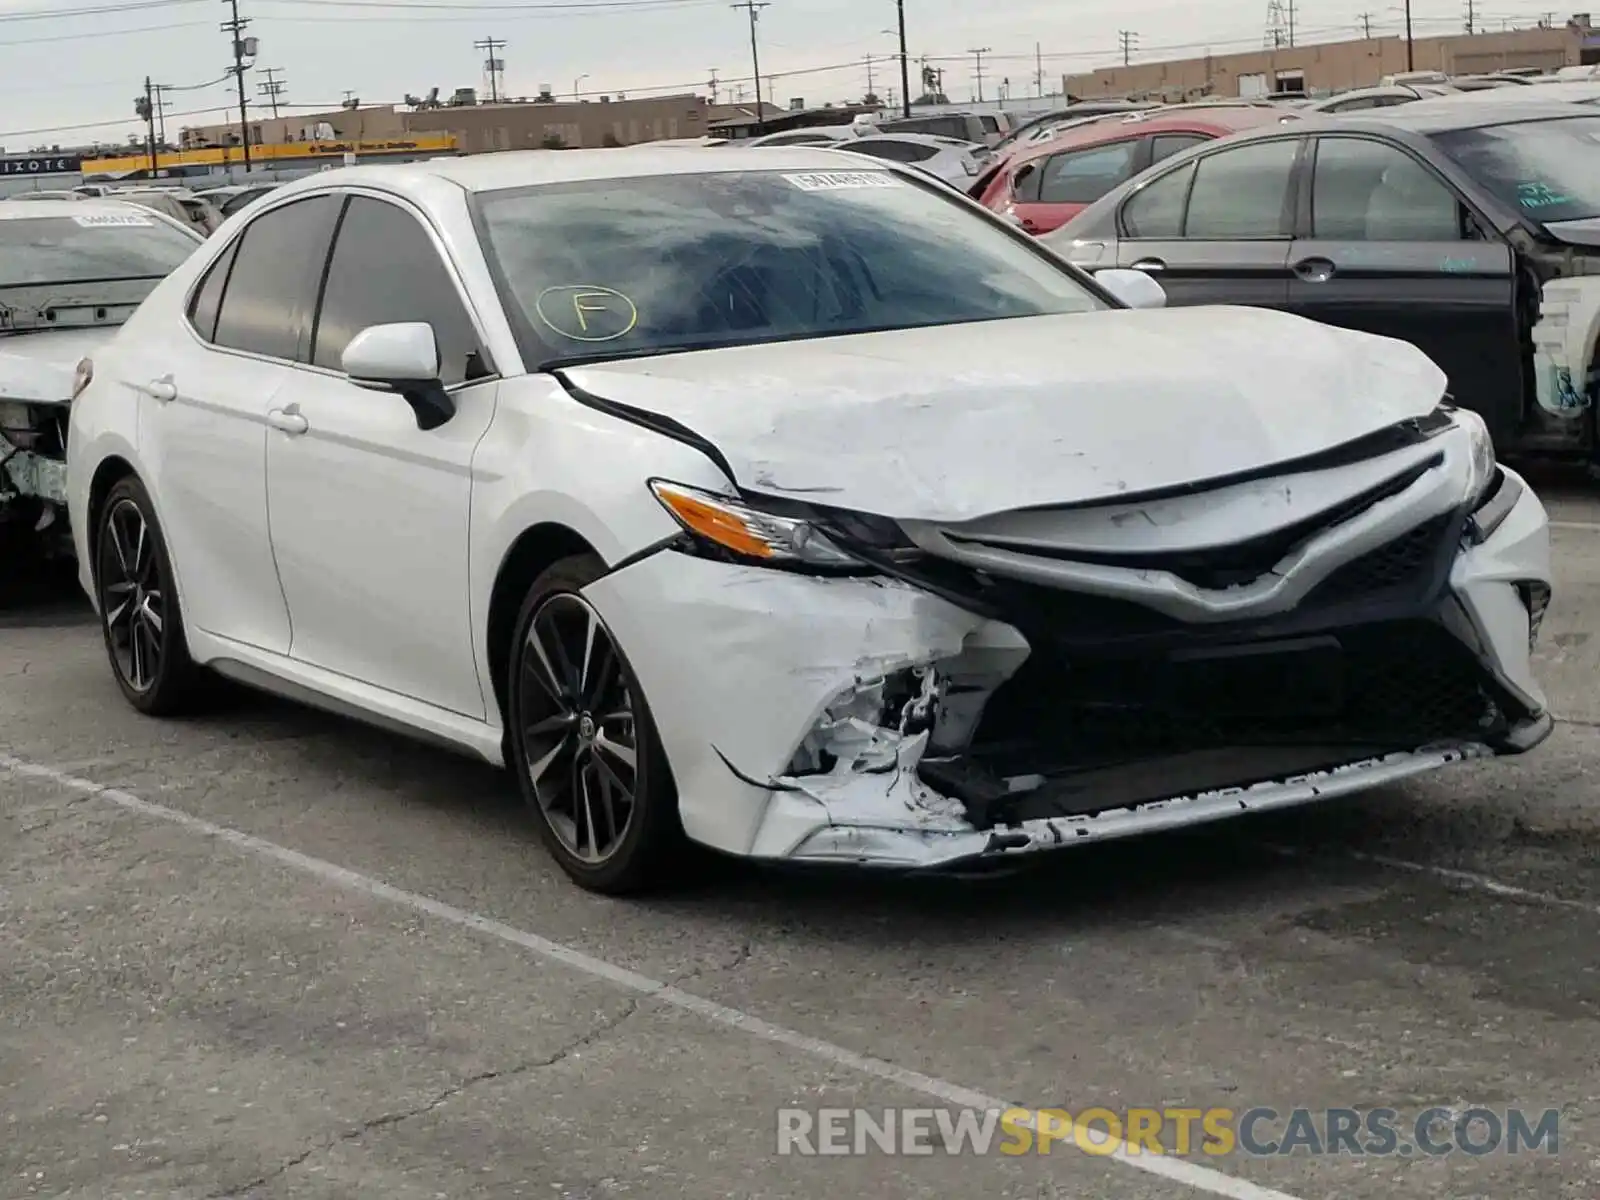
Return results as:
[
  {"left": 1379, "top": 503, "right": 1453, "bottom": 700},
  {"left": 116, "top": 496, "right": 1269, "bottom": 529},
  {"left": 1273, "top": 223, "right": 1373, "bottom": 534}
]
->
[
  {"left": 848, "top": 132, "right": 977, "bottom": 148},
  {"left": 1006, "top": 104, "right": 1290, "bottom": 166},
  {"left": 0, "top": 197, "right": 165, "bottom": 221},
  {"left": 1294, "top": 100, "right": 1600, "bottom": 133},
  {"left": 273, "top": 145, "right": 921, "bottom": 195}
]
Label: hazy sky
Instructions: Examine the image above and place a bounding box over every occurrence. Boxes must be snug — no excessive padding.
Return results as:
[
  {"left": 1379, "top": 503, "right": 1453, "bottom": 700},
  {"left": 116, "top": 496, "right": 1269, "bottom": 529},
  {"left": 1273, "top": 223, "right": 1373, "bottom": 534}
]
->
[{"left": 0, "top": 0, "right": 1569, "bottom": 151}]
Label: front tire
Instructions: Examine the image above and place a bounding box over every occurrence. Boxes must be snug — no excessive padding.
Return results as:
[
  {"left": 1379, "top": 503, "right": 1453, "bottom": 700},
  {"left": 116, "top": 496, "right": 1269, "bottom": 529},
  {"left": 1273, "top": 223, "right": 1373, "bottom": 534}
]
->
[
  {"left": 94, "top": 476, "right": 203, "bottom": 715},
  {"left": 506, "top": 554, "right": 689, "bottom": 894}
]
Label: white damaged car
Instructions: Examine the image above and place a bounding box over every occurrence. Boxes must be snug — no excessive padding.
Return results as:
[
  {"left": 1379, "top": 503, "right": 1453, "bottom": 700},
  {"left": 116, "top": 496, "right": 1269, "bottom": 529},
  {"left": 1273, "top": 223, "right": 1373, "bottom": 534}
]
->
[
  {"left": 66, "top": 148, "right": 1552, "bottom": 892},
  {"left": 0, "top": 199, "right": 202, "bottom": 559}
]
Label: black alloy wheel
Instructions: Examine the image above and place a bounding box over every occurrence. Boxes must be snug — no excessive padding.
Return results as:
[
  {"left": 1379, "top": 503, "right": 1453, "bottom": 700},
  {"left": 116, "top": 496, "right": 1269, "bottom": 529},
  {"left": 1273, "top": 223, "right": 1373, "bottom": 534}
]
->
[
  {"left": 95, "top": 476, "right": 201, "bottom": 714},
  {"left": 507, "top": 554, "right": 688, "bottom": 893}
]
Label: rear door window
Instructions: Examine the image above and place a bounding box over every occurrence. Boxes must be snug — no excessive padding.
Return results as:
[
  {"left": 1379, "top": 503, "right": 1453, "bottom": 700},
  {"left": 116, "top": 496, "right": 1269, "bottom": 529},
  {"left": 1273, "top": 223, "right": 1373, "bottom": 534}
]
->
[
  {"left": 1121, "top": 162, "right": 1195, "bottom": 238},
  {"left": 1183, "top": 138, "right": 1301, "bottom": 238},
  {"left": 1037, "top": 140, "right": 1140, "bottom": 205},
  {"left": 1149, "top": 133, "right": 1208, "bottom": 164},
  {"left": 210, "top": 194, "right": 342, "bottom": 361}
]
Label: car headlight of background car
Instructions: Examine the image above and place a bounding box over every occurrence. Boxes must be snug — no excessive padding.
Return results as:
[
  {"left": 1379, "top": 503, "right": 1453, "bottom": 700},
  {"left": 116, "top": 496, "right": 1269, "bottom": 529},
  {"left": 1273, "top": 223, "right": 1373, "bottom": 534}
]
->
[
  {"left": 650, "top": 480, "right": 865, "bottom": 570},
  {"left": 1441, "top": 406, "right": 1522, "bottom": 544}
]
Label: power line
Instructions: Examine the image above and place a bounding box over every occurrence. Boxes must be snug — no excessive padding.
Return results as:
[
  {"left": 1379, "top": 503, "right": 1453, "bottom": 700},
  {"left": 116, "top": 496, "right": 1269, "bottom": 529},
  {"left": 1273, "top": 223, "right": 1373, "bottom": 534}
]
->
[{"left": 729, "top": 0, "right": 769, "bottom": 131}]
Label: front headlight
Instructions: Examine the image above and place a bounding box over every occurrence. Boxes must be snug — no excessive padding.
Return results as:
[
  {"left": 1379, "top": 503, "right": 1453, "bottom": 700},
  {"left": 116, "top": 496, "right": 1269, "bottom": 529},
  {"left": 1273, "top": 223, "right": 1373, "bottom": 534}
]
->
[
  {"left": 1452, "top": 406, "right": 1497, "bottom": 507},
  {"left": 649, "top": 480, "right": 861, "bottom": 569}
]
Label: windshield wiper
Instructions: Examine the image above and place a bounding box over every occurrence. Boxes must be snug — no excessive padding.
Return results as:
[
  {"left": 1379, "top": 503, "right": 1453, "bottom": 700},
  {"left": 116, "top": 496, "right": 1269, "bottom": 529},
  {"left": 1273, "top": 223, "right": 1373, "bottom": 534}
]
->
[{"left": 537, "top": 346, "right": 704, "bottom": 371}]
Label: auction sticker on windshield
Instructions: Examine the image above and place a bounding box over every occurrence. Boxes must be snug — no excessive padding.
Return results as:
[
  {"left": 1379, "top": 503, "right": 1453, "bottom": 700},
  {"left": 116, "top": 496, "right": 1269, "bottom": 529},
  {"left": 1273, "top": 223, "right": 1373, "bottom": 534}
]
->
[
  {"left": 72, "top": 213, "right": 153, "bottom": 227},
  {"left": 782, "top": 171, "right": 900, "bottom": 191}
]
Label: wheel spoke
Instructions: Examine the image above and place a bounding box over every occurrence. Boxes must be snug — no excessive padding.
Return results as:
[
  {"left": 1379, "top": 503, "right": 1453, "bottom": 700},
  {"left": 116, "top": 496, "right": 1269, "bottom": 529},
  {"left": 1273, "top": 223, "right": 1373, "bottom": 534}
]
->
[
  {"left": 140, "top": 595, "right": 163, "bottom": 635},
  {"left": 526, "top": 620, "right": 571, "bottom": 703},
  {"left": 577, "top": 761, "right": 602, "bottom": 860},
  {"left": 594, "top": 728, "right": 636, "bottom": 772},
  {"left": 528, "top": 733, "right": 574, "bottom": 787},
  {"left": 129, "top": 614, "right": 146, "bottom": 689},
  {"left": 526, "top": 712, "right": 576, "bottom": 740},
  {"left": 132, "top": 516, "right": 148, "bottom": 583},
  {"left": 578, "top": 607, "right": 597, "bottom": 699},
  {"left": 592, "top": 759, "right": 622, "bottom": 846},
  {"left": 104, "top": 598, "right": 131, "bottom": 630},
  {"left": 109, "top": 513, "right": 133, "bottom": 576},
  {"left": 582, "top": 638, "right": 616, "bottom": 709}
]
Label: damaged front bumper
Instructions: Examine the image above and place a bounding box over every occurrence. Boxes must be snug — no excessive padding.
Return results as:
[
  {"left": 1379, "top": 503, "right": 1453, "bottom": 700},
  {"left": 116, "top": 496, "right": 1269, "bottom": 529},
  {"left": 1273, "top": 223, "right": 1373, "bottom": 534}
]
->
[{"left": 582, "top": 464, "right": 1552, "bottom": 869}]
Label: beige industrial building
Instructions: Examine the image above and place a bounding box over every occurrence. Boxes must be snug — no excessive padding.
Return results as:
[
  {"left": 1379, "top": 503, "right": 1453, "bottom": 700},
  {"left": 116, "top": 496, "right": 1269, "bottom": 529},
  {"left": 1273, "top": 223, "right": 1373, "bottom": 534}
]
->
[
  {"left": 1064, "top": 20, "right": 1596, "bottom": 100},
  {"left": 179, "top": 92, "right": 711, "bottom": 153}
]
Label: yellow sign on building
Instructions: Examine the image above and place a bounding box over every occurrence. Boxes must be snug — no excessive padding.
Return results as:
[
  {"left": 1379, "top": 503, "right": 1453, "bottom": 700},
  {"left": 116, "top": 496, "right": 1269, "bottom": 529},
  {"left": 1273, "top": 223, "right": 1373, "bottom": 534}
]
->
[{"left": 83, "top": 134, "right": 459, "bottom": 175}]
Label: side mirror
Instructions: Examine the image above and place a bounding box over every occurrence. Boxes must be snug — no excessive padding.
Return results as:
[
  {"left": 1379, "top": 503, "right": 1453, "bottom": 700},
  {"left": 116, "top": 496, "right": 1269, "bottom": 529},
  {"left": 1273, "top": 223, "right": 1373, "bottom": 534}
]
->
[
  {"left": 342, "top": 322, "right": 456, "bottom": 431},
  {"left": 1095, "top": 268, "right": 1167, "bottom": 310}
]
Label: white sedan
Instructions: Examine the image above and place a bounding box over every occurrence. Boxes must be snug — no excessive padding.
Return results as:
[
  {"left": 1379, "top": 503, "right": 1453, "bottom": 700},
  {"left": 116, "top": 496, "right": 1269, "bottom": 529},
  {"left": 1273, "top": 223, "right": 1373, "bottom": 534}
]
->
[{"left": 66, "top": 147, "right": 1553, "bottom": 893}]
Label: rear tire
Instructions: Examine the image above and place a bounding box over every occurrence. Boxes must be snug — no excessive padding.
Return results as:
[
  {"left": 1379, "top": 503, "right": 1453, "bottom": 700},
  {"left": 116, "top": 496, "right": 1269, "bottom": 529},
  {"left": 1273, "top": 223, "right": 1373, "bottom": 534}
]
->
[
  {"left": 94, "top": 476, "right": 204, "bottom": 715},
  {"left": 505, "top": 553, "right": 689, "bottom": 894}
]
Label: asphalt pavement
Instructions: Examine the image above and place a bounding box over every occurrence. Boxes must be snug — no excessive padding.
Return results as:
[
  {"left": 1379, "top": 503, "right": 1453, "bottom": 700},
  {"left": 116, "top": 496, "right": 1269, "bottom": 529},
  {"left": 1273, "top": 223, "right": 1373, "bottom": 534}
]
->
[{"left": 3, "top": 480, "right": 1599, "bottom": 1200}]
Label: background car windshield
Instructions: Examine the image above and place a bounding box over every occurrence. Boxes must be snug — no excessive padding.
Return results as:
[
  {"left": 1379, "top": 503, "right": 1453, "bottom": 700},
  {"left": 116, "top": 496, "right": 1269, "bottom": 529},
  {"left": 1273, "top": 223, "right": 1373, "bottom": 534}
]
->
[
  {"left": 1432, "top": 115, "right": 1600, "bottom": 222},
  {"left": 475, "top": 169, "right": 1104, "bottom": 365},
  {"left": 0, "top": 215, "right": 197, "bottom": 288}
]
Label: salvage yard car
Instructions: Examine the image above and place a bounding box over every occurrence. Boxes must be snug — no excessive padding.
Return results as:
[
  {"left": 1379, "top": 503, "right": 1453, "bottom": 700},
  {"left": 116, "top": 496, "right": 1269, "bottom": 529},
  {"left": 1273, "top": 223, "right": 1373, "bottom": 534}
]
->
[
  {"left": 0, "top": 199, "right": 202, "bottom": 558},
  {"left": 67, "top": 147, "right": 1552, "bottom": 894},
  {"left": 1044, "top": 103, "right": 1600, "bottom": 465}
]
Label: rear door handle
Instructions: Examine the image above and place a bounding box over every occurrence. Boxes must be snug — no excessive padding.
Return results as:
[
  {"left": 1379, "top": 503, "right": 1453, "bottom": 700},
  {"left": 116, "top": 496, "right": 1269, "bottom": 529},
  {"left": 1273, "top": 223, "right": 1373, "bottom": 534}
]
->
[
  {"left": 266, "top": 406, "right": 309, "bottom": 436},
  {"left": 1293, "top": 257, "right": 1336, "bottom": 283},
  {"left": 1129, "top": 258, "right": 1165, "bottom": 272},
  {"left": 139, "top": 375, "right": 176, "bottom": 403}
]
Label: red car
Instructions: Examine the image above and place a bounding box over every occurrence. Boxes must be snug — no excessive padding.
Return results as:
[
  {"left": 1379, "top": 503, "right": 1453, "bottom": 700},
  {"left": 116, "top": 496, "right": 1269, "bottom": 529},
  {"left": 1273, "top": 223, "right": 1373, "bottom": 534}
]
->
[{"left": 973, "top": 104, "right": 1296, "bottom": 235}]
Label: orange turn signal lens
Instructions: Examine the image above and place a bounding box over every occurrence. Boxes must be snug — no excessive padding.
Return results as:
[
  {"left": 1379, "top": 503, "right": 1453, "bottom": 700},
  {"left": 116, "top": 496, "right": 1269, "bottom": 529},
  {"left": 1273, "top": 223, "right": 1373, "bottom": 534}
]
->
[{"left": 649, "top": 481, "right": 777, "bottom": 559}]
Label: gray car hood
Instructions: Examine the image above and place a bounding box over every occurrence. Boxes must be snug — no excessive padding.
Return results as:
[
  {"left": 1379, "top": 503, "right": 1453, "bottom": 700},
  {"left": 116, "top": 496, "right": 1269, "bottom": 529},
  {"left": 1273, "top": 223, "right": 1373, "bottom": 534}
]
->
[{"left": 562, "top": 306, "right": 1448, "bottom": 523}]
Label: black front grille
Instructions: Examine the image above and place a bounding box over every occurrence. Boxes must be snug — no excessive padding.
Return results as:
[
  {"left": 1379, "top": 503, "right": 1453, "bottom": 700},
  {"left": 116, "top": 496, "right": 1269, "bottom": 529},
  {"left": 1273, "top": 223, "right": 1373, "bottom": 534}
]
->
[
  {"left": 970, "top": 618, "right": 1506, "bottom": 774},
  {"left": 1306, "top": 513, "right": 1457, "bottom": 605}
]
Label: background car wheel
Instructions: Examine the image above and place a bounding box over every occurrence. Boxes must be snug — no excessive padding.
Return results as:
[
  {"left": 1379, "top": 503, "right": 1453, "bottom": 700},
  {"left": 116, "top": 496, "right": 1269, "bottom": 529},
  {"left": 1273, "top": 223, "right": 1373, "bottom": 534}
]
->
[
  {"left": 94, "top": 476, "right": 203, "bottom": 715},
  {"left": 507, "top": 553, "right": 689, "bottom": 895}
]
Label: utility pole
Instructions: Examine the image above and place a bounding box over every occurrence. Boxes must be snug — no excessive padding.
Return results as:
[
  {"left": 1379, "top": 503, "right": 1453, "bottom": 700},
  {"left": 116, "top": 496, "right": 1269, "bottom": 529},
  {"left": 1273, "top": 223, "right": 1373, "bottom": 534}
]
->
[
  {"left": 1118, "top": 30, "right": 1138, "bottom": 66},
  {"left": 1034, "top": 41, "right": 1044, "bottom": 97},
  {"left": 1358, "top": 11, "right": 1373, "bottom": 37},
  {"left": 730, "top": 0, "right": 769, "bottom": 133},
  {"left": 1463, "top": 0, "right": 1476, "bottom": 33},
  {"left": 865, "top": 54, "right": 876, "bottom": 100},
  {"left": 894, "top": 0, "right": 910, "bottom": 117},
  {"left": 473, "top": 35, "right": 506, "bottom": 102},
  {"left": 221, "top": 0, "right": 252, "bottom": 170},
  {"left": 707, "top": 68, "right": 719, "bottom": 103},
  {"left": 1287, "top": 0, "right": 1296, "bottom": 46},
  {"left": 257, "top": 66, "right": 285, "bottom": 118},
  {"left": 152, "top": 83, "right": 170, "bottom": 147},
  {"left": 968, "top": 46, "right": 991, "bottom": 102},
  {"left": 135, "top": 78, "right": 157, "bottom": 175},
  {"left": 1404, "top": 0, "right": 1415, "bottom": 69}
]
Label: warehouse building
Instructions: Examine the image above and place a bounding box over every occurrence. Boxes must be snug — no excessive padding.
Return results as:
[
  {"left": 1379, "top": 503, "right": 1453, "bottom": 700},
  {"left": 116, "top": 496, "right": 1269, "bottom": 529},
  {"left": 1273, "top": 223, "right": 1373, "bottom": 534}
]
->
[{"left": 1064, "top": 18, "right": 1593, "bottom": 100}]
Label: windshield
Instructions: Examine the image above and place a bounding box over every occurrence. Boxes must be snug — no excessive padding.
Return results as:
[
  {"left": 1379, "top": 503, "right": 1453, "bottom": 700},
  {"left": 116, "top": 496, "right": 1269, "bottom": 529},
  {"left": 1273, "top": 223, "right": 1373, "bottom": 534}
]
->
[
  {"left": 1432, "top": 115, "right": 1600, "bottom": 222},
  {"left": 474, "top": 168, "right": 1104, "bottom": 368},
  {"left": 0, "top": 212, "right": 198, "bottom": 289}
]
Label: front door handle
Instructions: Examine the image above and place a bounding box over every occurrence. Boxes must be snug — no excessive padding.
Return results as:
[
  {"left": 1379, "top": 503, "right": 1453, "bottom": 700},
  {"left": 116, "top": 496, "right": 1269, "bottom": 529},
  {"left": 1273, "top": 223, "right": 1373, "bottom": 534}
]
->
[
  {"left": 1293, "top": 257, "right": 1336, "bottom": 283},
  {"left": 1129, "top": 258, "right": 1166, "bottom": 272},
  {"left": 266, "top": 406, "right": 309, "bottom": 436},
  {"left": 139, "top": 375, "right": 176, "bottom": 403}
]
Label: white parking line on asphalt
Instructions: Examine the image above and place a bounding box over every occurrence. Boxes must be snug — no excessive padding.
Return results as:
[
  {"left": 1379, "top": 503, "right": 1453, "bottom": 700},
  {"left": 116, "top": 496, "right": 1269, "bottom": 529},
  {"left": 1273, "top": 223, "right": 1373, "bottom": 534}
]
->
[
  {"left": 1548, "top": 520, "right": 1600, "bottom": 532},
  {"left": 0, "top": 750, "right": 1303, "bottom": 1200},
  {"left": 1261, "top": 843, "right": 1600, "bottom": 917}
]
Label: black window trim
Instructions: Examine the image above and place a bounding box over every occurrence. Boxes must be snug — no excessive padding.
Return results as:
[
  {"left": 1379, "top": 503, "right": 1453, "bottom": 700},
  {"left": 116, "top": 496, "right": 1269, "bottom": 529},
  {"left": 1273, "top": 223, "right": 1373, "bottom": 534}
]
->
[
  {"left": 1118, "top": 133, "right": 1309, "bottom": 242},
  {"left": 181, "top": 184, "right": 500, "bottom": 386},
  {"left": 1298, "top": 130, "right": 1482, "bottom": 242}
]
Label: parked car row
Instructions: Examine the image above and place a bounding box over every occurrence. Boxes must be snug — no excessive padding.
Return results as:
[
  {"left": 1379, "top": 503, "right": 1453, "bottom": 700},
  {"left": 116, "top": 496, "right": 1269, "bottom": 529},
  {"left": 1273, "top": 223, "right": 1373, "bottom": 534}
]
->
[{"left": 1037, "top": 98, "right": 1600, "bottom": 466}]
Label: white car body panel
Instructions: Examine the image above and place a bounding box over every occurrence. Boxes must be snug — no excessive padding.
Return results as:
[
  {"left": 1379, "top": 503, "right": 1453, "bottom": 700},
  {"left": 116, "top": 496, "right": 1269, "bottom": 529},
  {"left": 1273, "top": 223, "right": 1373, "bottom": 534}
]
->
[
  {"left": 562, "top": 305, "right": 1448, "bottom": 522},
  {"left": 64, "top": 147, "right": 1554, "bottom": 876}
]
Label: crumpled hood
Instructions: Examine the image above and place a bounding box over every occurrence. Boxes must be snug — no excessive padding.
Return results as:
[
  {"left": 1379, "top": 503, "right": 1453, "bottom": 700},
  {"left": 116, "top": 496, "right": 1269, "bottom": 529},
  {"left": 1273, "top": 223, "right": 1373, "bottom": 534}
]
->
[
  {"left": 562, "top": 306, "right": 1447, "bottom": 523},
  {"left": 1542, "top": 217, "right": 1600, "bottom": 250},
  {"left": 0, "top": 327, "right": 114, "bottom": 405}
]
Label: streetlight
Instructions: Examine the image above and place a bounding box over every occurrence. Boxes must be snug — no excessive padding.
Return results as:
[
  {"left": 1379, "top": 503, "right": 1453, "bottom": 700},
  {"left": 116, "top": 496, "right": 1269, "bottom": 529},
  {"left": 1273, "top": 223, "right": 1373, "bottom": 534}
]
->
[{"left": 573, "top": 72, "right": 589, "bottom": 100}]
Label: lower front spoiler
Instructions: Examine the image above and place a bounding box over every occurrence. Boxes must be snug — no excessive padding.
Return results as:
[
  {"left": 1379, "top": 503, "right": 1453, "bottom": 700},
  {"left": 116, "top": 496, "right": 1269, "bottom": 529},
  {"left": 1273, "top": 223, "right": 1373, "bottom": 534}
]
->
[{"left": 764, "top": 736, "right": 1534, "bottom": 869}]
